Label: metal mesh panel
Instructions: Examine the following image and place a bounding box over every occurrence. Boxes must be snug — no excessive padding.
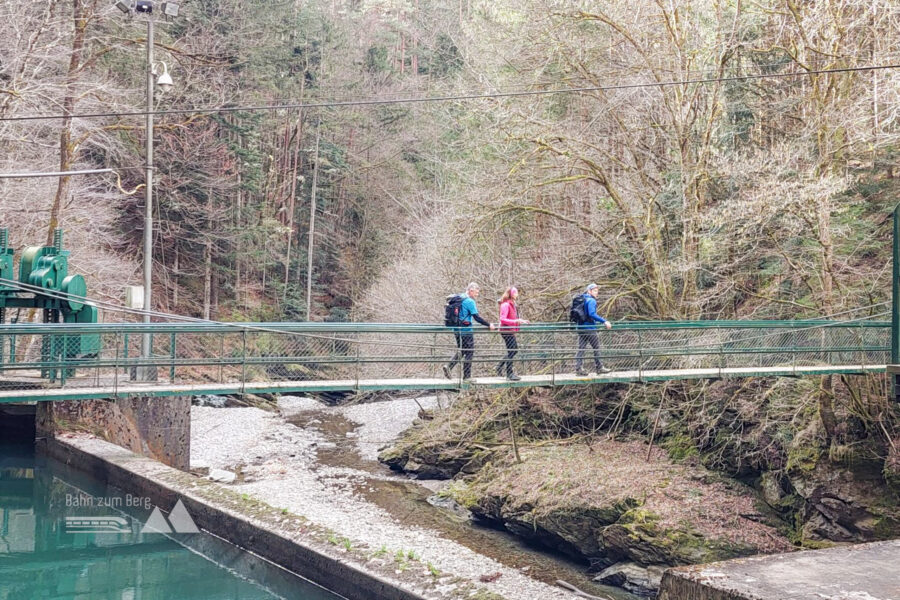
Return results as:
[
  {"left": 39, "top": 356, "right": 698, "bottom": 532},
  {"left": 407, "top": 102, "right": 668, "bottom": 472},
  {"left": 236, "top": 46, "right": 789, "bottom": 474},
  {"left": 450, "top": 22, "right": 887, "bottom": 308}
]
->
[{"left": 0, "top": 321, "right": 890, "bottom": 397}]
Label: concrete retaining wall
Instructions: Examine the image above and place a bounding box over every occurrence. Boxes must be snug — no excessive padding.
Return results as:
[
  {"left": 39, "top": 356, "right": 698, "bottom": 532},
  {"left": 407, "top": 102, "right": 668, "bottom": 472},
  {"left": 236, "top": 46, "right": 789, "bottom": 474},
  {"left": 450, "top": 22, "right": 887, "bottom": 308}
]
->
[
  {"left": 40, "top": 434, "right": 428, "bottom": 600},
  {"left": 659, "top": 539, "right": 900, "bottom": 600}
]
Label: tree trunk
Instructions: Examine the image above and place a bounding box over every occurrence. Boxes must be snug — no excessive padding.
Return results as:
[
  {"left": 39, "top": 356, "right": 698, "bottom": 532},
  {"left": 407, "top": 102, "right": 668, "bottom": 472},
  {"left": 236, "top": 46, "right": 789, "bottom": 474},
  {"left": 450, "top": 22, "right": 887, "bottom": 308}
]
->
[
  {"left": 173, "top": 248, "right": 179, "bottom": 309},
  {"left": 306, "top": 119, "right": 321, "bottom": 321},
  {"left": 48, "top": 0, "right": 90, "bottom": 245},
  {"left": 283, "top": 96, "right": 305, "bottom": 302}
]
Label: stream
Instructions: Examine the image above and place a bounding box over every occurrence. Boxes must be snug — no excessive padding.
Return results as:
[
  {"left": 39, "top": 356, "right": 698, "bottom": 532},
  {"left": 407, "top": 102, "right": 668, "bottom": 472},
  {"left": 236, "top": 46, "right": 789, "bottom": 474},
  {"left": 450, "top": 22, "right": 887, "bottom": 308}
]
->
[{"left": 288, "top": 407, "right": 642, "bottom": 600}]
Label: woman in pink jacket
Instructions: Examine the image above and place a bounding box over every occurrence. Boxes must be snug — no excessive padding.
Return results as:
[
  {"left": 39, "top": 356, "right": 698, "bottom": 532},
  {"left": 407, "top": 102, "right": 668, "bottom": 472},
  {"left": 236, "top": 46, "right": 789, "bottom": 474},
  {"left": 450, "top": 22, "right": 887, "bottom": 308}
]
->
[{"left": 496, "top": 287, "right": 529, "bottom": 381}]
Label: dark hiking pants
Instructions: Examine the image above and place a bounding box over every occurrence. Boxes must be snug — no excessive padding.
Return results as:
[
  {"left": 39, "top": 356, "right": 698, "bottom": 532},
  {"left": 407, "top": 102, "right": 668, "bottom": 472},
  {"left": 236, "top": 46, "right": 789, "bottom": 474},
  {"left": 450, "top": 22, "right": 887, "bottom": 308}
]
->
[
  {"left": 498, "top": 333, "right": 519, "bottom": 377},
  {"left": 448, "top": 332, "right": 475, "bottom": 379},
  {"left": 575, "top": 330, "right": 604, "bottom": 372}
]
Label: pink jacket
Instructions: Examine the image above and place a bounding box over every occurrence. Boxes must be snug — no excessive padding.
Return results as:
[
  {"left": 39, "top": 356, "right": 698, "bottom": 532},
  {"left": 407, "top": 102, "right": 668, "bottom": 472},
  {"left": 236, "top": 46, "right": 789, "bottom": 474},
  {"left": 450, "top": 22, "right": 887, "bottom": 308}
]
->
[{"left": 499, "top": 300, "right": 520, "bottom": 333}]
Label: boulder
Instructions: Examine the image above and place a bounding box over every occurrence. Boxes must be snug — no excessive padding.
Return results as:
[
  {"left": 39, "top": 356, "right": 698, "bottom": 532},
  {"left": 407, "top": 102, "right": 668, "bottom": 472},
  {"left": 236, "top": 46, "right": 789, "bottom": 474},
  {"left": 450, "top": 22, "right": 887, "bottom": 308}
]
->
[
  {"left": 378, "top": 438, "right": 486, "bottom": 480},
  {"left": 207, "top": 468, "right": 236, "bottom": 484},
  {"left": 787, "top": 459, "right": 900, "bottom": 543}
]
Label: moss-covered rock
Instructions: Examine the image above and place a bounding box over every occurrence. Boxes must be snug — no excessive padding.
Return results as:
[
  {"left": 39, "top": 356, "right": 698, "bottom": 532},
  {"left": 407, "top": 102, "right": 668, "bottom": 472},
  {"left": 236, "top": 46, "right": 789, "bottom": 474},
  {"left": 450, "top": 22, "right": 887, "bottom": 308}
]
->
[
  {"left": 452, "top": 442, "right": 792, "bottom": 580},
  {"left": 378, "top": 438, "right": 482, "bottom": 479},
  {"left": 789, "top": 459, "right": 900, "bottom": 544}
]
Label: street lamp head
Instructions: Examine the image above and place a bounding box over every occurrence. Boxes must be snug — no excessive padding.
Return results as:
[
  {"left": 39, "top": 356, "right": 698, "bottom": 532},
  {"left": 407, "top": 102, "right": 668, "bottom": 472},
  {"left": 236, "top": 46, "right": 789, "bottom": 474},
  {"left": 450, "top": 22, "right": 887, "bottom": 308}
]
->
[
  {"left": 154, "top": 62, "right": 174, "bottom": 93},
  {"left": 114, "top": 0, "right": 134, "bottom": 14},
  {"left": 135, "top": 0, "right": 153, "bottom": 13}
]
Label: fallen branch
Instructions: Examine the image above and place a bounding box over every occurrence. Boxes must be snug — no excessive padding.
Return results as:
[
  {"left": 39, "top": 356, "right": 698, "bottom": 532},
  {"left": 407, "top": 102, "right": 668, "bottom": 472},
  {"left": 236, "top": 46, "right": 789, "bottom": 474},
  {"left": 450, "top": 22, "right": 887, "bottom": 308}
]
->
[{"left": 556, "top": 579, "right": 611, "bottom": 600}]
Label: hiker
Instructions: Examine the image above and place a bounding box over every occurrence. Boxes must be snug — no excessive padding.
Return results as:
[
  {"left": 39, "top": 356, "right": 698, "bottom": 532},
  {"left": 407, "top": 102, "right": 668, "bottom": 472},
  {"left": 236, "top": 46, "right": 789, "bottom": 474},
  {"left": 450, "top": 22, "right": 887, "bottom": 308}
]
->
[
  {"left": 496, "top": 286, "right": 529, "bottom": 381},
  {"left": 574, "top": 283, "right": 612, "bottom": 376},
  {"left": 443, "top": 282, "right": 494, "bottom": 380}
]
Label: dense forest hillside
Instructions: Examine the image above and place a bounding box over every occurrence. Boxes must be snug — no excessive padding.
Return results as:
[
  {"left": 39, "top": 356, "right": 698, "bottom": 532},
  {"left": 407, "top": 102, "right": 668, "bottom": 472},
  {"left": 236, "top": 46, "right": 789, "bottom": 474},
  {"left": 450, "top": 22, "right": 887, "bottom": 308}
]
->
[
  {"left": 3, "top": 1, "right": 898, "bottom": 325},
  {"left": 1, "top": 0, "right": 466, "bottom": 319}
]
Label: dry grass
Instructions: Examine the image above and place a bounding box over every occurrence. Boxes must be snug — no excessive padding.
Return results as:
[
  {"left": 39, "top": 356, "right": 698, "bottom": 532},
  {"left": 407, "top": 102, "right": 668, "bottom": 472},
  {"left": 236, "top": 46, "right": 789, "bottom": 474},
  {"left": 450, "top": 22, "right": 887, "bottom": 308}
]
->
[{"left": 476, "top": 440, "right": 793, "bottom": 555}]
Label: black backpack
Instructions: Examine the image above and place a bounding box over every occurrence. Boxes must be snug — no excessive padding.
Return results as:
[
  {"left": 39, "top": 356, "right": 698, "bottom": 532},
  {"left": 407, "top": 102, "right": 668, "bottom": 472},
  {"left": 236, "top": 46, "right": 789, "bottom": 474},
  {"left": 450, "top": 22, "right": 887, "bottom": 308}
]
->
[
  {"left": 444, "top": 294, "right": 465, "bottom": 327},
  {"left": 569, "top": 294, "right": 589, "bottom": 324}
]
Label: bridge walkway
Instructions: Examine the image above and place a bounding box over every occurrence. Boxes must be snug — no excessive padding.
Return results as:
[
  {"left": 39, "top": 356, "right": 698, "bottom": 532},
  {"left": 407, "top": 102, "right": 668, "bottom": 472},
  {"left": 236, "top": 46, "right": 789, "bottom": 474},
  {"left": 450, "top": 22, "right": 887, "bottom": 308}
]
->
[{"left": 0, "top": 320, "right": 889, "bottom": 403}]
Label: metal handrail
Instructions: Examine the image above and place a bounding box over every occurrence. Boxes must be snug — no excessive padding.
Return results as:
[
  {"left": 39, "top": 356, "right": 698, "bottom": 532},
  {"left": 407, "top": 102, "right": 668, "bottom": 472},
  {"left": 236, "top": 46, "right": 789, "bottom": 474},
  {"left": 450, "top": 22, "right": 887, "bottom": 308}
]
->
[{"left": 0, "top": 320, "right": 890, "bottom": 400}]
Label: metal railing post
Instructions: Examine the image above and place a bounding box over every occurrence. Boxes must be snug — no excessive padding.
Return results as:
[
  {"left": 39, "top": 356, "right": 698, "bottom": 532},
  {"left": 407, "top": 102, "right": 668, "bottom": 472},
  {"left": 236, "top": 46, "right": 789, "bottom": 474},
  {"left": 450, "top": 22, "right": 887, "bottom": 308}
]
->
[
  {"left": 355, "top": 333, "right": 361, "bottom": 392},
  {"left": 637, "top": 329, "right": 644, "bottom": 382},
  {"left": 859, "top": 320, "right": 867, "bottom": 371},
  {"left": 792, "top": 328, "right": 798, "bottom": 376},
  {"left": 114, "top": 331, "right": 121, "bottom": 395},
  {"left": 170, "top": 332, "right": 176, "bottom": 382},
  {"left": 240, "top": 330, "right": 247, "bottom": 393},
  {"left": 218, "top": 333, "right": 225, "bottom": 382}
]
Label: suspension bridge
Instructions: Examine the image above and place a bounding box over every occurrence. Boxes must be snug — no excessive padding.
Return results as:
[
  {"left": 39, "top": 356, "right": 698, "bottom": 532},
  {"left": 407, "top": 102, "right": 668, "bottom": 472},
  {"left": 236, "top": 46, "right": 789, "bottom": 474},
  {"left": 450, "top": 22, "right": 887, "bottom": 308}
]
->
[
  {"left": 2, "top": 204, "right": 900, "bottom": 405},
  {"left": 0, "top": 319, "right": 890, "bottom": 403}
]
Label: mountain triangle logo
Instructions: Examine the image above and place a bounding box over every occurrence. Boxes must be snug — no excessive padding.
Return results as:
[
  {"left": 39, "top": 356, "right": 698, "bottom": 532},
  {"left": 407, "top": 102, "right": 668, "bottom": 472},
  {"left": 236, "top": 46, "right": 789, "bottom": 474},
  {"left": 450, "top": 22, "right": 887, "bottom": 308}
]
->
[{"left": 141, "top": 499, "right": 200, "bottom": 534}]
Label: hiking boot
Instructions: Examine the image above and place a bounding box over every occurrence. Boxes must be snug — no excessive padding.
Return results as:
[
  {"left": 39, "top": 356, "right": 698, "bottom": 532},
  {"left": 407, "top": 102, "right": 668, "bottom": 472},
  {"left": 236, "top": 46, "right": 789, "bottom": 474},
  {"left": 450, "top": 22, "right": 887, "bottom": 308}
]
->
[
  {"left": 596, "top": 366, "right": 612, "bottom": 374},
  {"left": 507, "top": 373, "right": 521, "bottom": 381},
  {"left": 442, "top": 365, "right": 452, "bottom": 379},
  {"left": 575, "top": 369, "right": 589, "bottom": 377}
]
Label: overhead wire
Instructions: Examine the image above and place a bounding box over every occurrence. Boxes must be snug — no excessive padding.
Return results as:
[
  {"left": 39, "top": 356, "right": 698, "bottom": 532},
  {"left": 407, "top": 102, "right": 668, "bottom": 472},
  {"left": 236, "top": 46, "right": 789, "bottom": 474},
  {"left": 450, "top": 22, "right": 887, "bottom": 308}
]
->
[
  {"left": 2, "top": 63, "right": 898, "bottom": 124},
  {"left": 220, "top": 52, "right": 900, "bottom": 108}
]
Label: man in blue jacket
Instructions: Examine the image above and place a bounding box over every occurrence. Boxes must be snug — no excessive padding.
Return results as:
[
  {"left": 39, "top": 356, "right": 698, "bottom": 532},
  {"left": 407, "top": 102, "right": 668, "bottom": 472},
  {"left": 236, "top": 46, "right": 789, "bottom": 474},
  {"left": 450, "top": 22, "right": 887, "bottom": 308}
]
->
[
  {"left": 443, "top": 282, "right": 494, "bottom": 380},
  {"left": 576, "top": 283, "right": 613, "bottom": 376}
]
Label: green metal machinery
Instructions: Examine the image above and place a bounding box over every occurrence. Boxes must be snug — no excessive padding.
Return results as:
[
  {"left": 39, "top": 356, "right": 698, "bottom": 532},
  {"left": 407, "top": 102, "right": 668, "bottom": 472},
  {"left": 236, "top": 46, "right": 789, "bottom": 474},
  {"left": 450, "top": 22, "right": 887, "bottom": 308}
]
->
[{"left": 0, "top": 227, "right": 99, "bottom": 381}]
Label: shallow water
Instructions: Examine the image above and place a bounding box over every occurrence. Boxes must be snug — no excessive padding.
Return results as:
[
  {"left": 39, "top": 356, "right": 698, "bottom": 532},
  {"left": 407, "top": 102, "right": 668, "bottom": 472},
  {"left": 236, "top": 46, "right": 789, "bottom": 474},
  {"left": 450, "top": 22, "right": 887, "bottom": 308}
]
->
[
  {"left": 290, "top": 409, "right": 642, "bottom": 600},
  {"left": 0, "top": 441, "right": 340, "bottom": 600}
]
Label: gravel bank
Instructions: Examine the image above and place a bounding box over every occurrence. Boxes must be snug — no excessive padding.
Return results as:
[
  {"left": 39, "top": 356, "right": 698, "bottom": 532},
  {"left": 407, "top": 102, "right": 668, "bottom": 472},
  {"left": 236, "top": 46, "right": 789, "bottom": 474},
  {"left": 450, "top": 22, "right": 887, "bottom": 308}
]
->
[{"left": 191, "top": 396, "right": 579, "bottom": 600}]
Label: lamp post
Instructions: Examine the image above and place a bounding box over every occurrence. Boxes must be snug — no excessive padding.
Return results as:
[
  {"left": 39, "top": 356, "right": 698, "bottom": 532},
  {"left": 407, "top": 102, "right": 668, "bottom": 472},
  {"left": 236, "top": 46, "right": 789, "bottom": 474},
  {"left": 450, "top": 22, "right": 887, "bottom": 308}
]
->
[{"left": 115, "top": 0, "right": 178, "bottom": 380}]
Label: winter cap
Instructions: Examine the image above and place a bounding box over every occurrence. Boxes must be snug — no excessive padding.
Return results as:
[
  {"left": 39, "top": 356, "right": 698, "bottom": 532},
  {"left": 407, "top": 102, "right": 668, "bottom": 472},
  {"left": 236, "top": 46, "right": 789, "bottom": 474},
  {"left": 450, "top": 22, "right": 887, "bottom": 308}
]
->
[
  {"left": 510, "top": 287, "right": 518, "bottom": 295},
  {"left": 586, "top": 283, "right": 598, "bottom": 292}
]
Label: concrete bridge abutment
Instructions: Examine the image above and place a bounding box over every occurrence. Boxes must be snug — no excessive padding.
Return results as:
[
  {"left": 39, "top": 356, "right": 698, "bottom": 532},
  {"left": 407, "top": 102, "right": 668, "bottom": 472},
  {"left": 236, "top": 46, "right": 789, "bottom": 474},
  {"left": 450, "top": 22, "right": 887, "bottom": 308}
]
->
[{"left": 36, "top": 396, "right": 190, "bottom": 470}]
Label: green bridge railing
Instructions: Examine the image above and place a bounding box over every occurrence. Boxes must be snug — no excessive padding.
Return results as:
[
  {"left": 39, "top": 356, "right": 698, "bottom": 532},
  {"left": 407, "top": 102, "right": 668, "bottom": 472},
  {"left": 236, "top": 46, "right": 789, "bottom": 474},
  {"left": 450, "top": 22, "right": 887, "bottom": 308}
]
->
[{"left": 0, "top": 320, "right": 889, "bottom": 401}]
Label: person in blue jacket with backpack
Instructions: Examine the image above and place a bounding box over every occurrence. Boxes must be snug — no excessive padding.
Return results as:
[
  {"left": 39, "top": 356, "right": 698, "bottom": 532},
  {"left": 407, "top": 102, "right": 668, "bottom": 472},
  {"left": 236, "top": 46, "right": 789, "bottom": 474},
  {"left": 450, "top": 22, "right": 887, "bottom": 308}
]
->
[
  {"left": 575, "top": 283, "right": 612, "bottom": 376},
  {"left": 443, "top": 282, "right": 494, "bottom": 380},
  {"left": 443, "top": 281, "right": 494, "bottom": 380}
]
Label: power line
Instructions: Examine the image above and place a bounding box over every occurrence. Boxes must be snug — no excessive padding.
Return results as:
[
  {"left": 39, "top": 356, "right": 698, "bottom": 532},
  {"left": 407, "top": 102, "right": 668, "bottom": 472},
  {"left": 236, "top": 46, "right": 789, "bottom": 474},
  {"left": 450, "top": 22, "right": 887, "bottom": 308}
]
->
[
  {"left": 0, "top": 168, "right": 114, "bottom": 179},
  {"left": 253, "top": 52, "right": 900, "bottom": 106},
  {"left": 2, "top": 63, "right": 897, "bottom": 124}
]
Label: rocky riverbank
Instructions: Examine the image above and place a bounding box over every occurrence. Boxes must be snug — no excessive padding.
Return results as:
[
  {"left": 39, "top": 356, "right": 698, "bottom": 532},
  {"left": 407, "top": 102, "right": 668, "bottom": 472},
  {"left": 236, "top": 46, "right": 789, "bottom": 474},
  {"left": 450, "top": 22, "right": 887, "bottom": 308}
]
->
[
  {"left": 376, "top": 383, "right": 900, "bottom": 597},
  {"left": 191, "top": 394, "right": 629, "bottom": 600},
  {"left": 380, "top": 411, "right": 793, "bottom": 596},
  {"left": 379, "top": 380, "right": 900, "bottom": 596}
]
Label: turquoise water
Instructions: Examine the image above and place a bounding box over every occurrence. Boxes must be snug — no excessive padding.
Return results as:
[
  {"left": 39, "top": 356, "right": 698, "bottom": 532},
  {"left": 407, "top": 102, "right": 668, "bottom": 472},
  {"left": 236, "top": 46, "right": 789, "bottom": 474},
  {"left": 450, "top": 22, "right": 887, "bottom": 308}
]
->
[{"left": 0, "top": 443, "right": 341, "bottom": 600}]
